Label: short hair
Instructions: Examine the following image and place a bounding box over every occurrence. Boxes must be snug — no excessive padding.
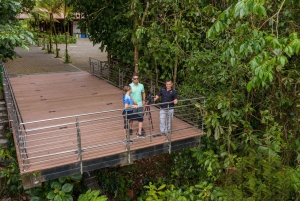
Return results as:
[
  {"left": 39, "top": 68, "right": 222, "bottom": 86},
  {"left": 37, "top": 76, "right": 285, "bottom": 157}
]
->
[
  {"left": 123, "top": 85, "right": 131, "bottom": 94},
  {"left": 166, "top": 80, "right": 172, "bottom": 83},
  {"left": 132, "top": 73, "right": 139, "bottom": 78}
]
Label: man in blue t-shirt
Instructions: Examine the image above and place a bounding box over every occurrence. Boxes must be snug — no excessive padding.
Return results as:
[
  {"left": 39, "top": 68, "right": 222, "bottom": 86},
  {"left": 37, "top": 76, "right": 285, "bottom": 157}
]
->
[{"left": 154, "top": 80, "right": 178, "bottom": 135}]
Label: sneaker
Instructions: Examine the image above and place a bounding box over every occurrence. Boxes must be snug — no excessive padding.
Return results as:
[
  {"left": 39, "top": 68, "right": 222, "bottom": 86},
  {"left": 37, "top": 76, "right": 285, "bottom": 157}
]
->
[
  {"left": 137, "top": 133, "right": 146, "bottom": 138},
  {"left": 141, "top": 128, "right": 146, "bottom": 135}
]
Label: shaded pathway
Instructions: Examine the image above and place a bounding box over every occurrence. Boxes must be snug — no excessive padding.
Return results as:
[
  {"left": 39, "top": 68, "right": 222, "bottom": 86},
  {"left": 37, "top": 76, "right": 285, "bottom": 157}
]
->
[{"left": 5, "top": 38, "right": 107, "bottom": 76}]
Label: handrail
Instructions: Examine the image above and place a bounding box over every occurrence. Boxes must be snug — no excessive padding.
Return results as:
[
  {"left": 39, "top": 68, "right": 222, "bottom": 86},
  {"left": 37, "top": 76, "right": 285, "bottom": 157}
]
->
[
  {"left": 1, "top": 63, "right": 25, "bottom": 130},
  {"left": 1, "top": 62, "right": 29, "bottom": 171},
  {"left": 3, "top": 58, "right": 206, "bottom": 176},
  {"left": 17, "top": 97, "right": 205, "bottom": 172},
  {"left": 20, "top": 97, "right": 205, "bottom": 126},
  {"left": 88, "top": 57, "right": 205, "bottom": 100}
]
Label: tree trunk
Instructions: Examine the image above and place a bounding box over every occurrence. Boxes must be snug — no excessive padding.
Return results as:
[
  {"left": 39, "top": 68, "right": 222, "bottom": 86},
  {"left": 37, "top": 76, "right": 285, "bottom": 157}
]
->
[
  {"left": 64, "top": 2, "right": 70, "bottom": 63},
  {"left": 132, "top": 1, "right": 149, "bottom": 73},
  {"left": 49, "top": 13, "right": 53, "bottom": 53},
  {"left": 53, "top": 16, "right": 59, "bottom": 57},
  {"left": 173, "top": 54, "right": 178, "bottom": 90},
  {"left": 133, "top": 0, "right": 139, "bottom": 73},
  {"left": 134, "top": 43, "right": 139, "bottom": 73}
]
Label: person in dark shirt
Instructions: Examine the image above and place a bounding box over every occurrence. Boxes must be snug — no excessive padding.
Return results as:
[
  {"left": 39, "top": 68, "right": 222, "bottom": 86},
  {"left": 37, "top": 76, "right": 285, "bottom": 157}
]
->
[{"left": 153, "top": 80, "right": 178, "bottom": 135}]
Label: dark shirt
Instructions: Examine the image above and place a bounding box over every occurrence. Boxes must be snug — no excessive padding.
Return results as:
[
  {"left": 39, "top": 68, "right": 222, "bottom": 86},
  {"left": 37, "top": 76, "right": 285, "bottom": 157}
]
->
[{"left": 157, "top": 87, "right": 178, "bottom": 109}]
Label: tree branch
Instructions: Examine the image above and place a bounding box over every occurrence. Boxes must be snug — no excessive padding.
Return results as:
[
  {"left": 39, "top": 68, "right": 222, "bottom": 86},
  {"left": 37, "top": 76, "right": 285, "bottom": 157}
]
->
[
  {"left": 140, "top": 1, "right": 149, "bottom": 27},
  {"left": 258, "top": 0, "right": 286, "bottom": 35}
]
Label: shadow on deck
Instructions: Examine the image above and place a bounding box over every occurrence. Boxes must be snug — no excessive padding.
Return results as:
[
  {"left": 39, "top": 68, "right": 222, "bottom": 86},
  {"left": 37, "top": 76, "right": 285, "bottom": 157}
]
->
[{"left": 1, "top": 60, "right": 205, "bottom": 189}]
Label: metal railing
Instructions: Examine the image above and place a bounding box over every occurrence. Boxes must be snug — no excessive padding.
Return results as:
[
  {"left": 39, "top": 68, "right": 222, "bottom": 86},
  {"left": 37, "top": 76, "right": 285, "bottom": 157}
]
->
[
  {"left": 18, "top": 97, "right": 205, "bottom": 173},
  {"left": 1, "top": 62, "right": 29, "bottom": 171},
  {"left": 88, "top": 57, "right": 203, "bottom": 100},
  {"left": 1, "top": 59, "right": 206, "bottom": 174}
]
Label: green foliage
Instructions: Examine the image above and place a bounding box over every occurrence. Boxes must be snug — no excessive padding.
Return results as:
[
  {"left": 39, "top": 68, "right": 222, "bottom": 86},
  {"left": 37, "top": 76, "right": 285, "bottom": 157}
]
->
[
  {"left": 169, "top": 149, "right": 201, "bottom": 187},
  {"left": 71, "top": 0, "right": 134, "bottom": 65},
  {"left": 26, "top": 174, "right": 82, "bottom": 201},
  {"left": 143, "top": 182, "right": 166, "bottom": 201},
  {"left": 0, "top": 131, "right": 23, "bottom": 197},
  {"left": 94, "top": 165, "right": 137, "bottom": 200},
  {"left": 0, "top": 0, "right": 35, "bottom": 60},
  {"left": 42, "top": 34, "right": 77, "bottom": 44},
  {"left": 3, "top": 0, "right": 300, "bottom": 200},
  {"left": 78, "top": 189, "right": 107, "bottom": 201}
]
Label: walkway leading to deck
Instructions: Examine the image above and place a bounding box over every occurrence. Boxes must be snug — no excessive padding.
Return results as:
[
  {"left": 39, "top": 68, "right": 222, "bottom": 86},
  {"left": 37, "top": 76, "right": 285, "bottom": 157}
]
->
[{"left": 2, "top": 39, "right": 205, "bottom": 189}]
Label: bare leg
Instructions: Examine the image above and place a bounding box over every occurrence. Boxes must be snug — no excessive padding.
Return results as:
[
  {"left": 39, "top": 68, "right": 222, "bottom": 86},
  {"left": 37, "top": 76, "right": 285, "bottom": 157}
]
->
[
  {"left": 138, "top": 122, "right": 142, "bottom": 134},
  {"left": 130, "top": 120, "right": 133, "bottom": 129}
]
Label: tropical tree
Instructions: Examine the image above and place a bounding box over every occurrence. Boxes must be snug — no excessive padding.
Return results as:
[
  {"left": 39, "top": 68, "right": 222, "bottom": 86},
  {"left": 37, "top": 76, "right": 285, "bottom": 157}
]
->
[
  {"left": 71, "top": 0, "right": 300, "bottom": 200},
  {"left": 36, "top": 0, "right": 64, "bottom": 54},
  {"left": 62, "top": 0, "right": 73, "bottom": 63},
  {"left": 71, "top": 0, "right": 134, "bottom": 67},
  {"left": 0, "top": 0, "right": 35, "bottom": 61}
]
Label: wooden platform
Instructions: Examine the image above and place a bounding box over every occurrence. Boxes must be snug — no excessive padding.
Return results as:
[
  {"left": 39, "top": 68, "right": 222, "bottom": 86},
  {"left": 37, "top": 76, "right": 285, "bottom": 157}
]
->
[{"left": 6, "top": 71, "right": 204, "bottom": 189}]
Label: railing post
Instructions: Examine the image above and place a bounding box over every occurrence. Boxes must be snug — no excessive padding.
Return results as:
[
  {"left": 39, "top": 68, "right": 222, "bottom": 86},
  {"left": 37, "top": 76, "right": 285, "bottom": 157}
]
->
[
  {"left": 19, "top": 127, "right": 29, "bottom": 172},
  {"left": 89, "top": 57, "right": 91, "bottom": 73},
  {"left": 167, "top": 104, "right": 172, "bottom": 153},
  {"left": 121, "top": 71, "right": 124, "bottom": 89},
  {"left": 2, "top": 63, "right": 29, "bottom": 171},
  {"left": 125, "top": 119, "right": 131, "bottom": 164},
  {"left": 107, "top": 64, "right": 111, "bottom": 81},
  {"left": 76, "top": 117, "right": 83, "bottom": 174},
  {"left": 118, "top": 69, "right": 121, "bottom": 89},
  {"left": 99, "top": 61, "right": 102, "bottom": 78},
  {"left": 200, "top": 99, "right": 206, "bottom": 146}
]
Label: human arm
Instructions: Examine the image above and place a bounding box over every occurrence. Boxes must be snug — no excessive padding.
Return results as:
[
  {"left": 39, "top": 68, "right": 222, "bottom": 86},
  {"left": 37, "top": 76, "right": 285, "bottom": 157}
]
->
[
  {"left": 153, "top": 95, "right": 159, "bottom": 102},
  {"left": 153, "top": 88, "right": 162, "bottom": 102},
  {"left": 125, "top": 103, "right": 138, "bottom": 109},
  {"left": 173, "top": 90, "right": 178, "bottom": 104},
  {"left": 124, "top": 95, "right": 138, "bottom": 109},
  {"left": 142, "top": 91, "right": 146, "bottom": 105}
]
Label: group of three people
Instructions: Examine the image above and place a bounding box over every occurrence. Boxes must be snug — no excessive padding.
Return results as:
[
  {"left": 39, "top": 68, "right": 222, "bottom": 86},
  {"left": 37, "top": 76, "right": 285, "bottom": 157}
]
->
[{"left": 122, "top": 73, "right": 178, "bottom": 139}]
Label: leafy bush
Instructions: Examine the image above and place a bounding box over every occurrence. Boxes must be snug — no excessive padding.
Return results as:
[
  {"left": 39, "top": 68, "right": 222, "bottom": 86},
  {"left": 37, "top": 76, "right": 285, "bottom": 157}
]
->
[
  {"left": 0, "top": 131, "right": 23, "bottom": 198},
  {"left": 41, "top": 34, "right": 77, "bottom": 45},
  {"left": 78, "top": 189, "right": 107, "bottom": 201},
  {"left": 26, "top": 174, "right": 82, "bottom": 201}
]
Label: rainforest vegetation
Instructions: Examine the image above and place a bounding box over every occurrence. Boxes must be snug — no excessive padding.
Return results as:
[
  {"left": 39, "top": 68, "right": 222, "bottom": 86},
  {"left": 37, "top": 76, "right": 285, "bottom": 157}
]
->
[{"left": 1, "top": 0, "right": 300, "bottom": 200}]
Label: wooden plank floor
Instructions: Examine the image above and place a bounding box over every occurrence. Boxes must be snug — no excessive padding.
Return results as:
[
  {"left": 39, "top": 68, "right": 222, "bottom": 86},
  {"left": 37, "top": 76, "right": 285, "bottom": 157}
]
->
[{"left": 8, "top": 71, "right": 203, "bottom": 175}]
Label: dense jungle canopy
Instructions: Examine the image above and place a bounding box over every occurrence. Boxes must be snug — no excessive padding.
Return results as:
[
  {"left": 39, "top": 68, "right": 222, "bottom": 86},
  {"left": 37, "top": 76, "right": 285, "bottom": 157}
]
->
[
  {"left": 2, "top": 0, "right": 300, "bottom": 200},
  {"left": 72, "top": 0, "right": 300, "bottom": 199}
]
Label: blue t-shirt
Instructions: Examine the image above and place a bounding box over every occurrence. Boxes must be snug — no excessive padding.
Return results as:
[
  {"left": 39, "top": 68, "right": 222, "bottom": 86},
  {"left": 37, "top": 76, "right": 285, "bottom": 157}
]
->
[{"left": 123, "top": 94, "right": 133, "bottom": 111}]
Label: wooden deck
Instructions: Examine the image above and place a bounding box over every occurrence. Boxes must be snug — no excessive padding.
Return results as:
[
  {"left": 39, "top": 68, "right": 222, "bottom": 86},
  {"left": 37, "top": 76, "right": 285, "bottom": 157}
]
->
[{"left": 6, "top": 71, "right": 204, "bottom": 189}]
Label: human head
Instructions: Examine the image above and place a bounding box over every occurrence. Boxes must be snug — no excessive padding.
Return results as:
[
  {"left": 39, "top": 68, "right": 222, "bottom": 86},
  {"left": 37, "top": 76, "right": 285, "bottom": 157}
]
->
[
  {"left": 132, "top": 73, "right": 139, "bottom": 84},
  {"left": 123, "top": 85, "right": 131, "bottom": 94},
  {"left": 165, "top": 80, "right": 173, "bottom": 90}
]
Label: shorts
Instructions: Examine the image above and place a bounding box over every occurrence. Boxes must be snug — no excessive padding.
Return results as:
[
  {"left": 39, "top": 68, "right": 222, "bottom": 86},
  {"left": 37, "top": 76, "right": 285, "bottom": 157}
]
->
[{"left": 122, "top": 109, "right": 143, "bottom": 129}]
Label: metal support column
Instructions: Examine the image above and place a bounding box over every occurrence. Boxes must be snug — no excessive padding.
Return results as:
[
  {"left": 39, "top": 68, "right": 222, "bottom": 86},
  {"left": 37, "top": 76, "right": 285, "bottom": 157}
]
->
[
  {"left": 125, "top": 119, "right": 131, "bottom": 164},
  {"left": 89, "top": 57, "right": 92, "bottom": 73},
  {"left": 76, "top": 117, "right": 83, "bottom": 174},
  {"left": 166, "top": 105, "right": 172, "bottom": 154}
]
